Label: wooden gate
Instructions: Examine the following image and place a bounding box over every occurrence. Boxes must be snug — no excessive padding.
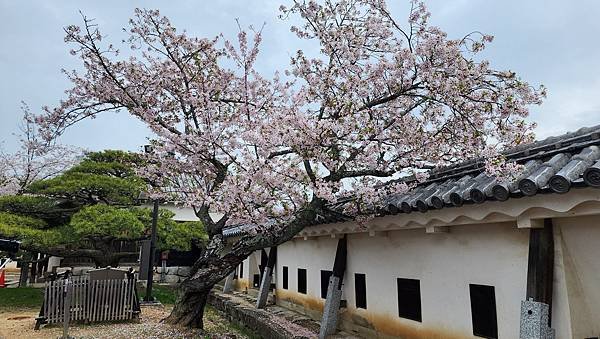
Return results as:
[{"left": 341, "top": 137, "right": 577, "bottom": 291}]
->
[{"left": 38, "top": 275, "right": 139, "bottom": 327}]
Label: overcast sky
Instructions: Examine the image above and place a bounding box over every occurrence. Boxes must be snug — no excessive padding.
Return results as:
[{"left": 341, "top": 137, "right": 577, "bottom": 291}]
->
[{"left": 1, "top": 0, "right": 599, "bottom": 152}]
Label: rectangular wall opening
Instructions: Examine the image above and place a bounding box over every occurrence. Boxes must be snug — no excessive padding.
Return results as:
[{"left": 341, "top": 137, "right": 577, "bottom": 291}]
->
[
  {"left": 469, "top": 284, "right": 498, "bottom": 339},
  {"left": 320, "top": 270, "right": 333, "bottom": 299},
  {"left": 298, "top": 268, "right": 307, "bottom": 294},
  {"left": 282, "top": 266, "right": 288, "bottom": 290},
  {"left": 239, "top": 261, "right": 243, "bottom": 278},
  {"left": 253, "top": 274, "right": 260, "bottom": 287},
  {"left": 354, "top": 273, "right": 367, "bottom": 309},
  {"left": 397, "top": 278, "right": 422, "bottom": 322}
]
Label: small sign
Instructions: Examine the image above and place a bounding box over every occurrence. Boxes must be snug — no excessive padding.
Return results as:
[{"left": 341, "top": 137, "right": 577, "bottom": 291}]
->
[
  {"left": 89, "top": 267, "right": 128, "bottom": 281},
  {"left": 138, "top": 240, "right": 151, "bottom": 278}
]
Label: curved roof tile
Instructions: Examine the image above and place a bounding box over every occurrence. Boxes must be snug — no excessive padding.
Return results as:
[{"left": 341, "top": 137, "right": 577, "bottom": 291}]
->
[{"left": 380, "top": 125, "right": 600, "bottom": 216}]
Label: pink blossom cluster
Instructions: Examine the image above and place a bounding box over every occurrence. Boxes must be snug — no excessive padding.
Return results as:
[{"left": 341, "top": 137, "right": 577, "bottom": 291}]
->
[{"left": 36, "top": 1, "right": 545, "bottom": 230}]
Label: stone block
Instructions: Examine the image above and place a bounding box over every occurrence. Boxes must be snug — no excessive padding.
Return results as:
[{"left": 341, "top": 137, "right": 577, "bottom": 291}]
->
[{"left": 519, "top": 299, "right": 555, "bottom": 339}]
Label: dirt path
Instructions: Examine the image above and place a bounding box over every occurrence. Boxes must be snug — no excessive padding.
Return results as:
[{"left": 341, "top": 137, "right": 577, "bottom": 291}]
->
[{"left": 0, "top": 306, "right": 249, "bottom": 339}]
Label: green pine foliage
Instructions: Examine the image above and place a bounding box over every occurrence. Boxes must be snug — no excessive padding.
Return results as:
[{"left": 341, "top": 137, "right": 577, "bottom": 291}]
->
[
  {"left": 0, "top": 150, "right": 206, "bottom": 266},
  {"left": 27, "top": 151, "right": 146, "bottom": 206},
  {"left": 0, "top": 195, "right": 76, "bottom": 225},
  {"left": 0, "top": 212, "right": 66, "bottom": 249},
  {"left": 69, "top": 204, "right": 146, "bottom": 239}
]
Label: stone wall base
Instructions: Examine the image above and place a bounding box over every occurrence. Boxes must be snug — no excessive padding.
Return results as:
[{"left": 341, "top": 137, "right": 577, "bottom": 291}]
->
[{"left": 208, "top": 291, "right": 319, "bottom": 339}]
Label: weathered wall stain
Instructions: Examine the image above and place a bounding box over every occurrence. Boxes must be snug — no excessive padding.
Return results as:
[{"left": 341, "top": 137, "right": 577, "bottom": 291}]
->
[
  {"left": 341, "top": 307, "right": 472, "bottom": 339},
  {"left": 234, "top": 278, "right": 250, "bottom": 291},
  {"left": 274, "top": 290, "right": 471, "bottom": 339},
  {"left": 275, "top": 289, "right": 325, "bottom": 313}
]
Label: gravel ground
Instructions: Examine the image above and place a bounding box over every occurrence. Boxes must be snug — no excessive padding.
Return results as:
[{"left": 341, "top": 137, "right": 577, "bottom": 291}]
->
[{"left": 0, "top": 305, "right": 252, "bottom": 339}]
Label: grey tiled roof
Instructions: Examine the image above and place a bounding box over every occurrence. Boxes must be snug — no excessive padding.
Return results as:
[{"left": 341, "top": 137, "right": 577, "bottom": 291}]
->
[
  {"left": 380, "top": 124, "right": 600, "bottom": 215},
  {"left": 223, "top": 124, "right": 600, "bottom": 237},
  {"left": 222, "top": 225, "right": 246, "bottom": 238}
]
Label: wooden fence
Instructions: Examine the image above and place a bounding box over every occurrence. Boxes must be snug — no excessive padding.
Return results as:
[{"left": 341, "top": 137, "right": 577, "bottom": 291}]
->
[{"left": 40, "top": 275, "right": 139, "bottom": 326}]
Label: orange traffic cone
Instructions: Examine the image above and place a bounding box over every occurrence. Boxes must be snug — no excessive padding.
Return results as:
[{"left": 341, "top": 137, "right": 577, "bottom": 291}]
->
[{"left": 0, "top": 269, "right": 5, "bottom": 288}]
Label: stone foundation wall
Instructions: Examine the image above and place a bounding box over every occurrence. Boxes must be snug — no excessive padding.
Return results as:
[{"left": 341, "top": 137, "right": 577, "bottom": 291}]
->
[
  {"left": 156, "top": 266, "right": 190, "bottom": 283},
  {"left": 208, "top": 292, "right": 314, "bottom": 339},
  {"left": 55, "top": 265, "right": 190, "bottom": 284}
]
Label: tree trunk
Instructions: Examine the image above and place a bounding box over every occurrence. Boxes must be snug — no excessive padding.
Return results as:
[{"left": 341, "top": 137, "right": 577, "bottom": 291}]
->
[
  {"left": 165, "top": 199, "right": 324, "bottom": 329},
  {"left": 18, "top": 261, "right": 30, "bottom": 287},
  {"left": 165, "top": 281, "right": 212, "bottom": 329},
  {"left": 163, "top": 242, "right": 241, "bottom": 329}
]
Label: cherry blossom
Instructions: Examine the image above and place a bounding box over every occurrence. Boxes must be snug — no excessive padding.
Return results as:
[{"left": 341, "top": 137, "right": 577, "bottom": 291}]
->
[
  {"left": 1, "top": 105, "right": 81, "bottom": 195},
  {"left": 35, "top": 1, "right": 545, "bottom": 327}
]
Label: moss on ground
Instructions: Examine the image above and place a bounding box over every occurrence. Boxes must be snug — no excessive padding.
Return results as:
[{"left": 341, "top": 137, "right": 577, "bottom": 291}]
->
[
  {"left": 0, "top": 287, "right": 44, "bottom": 309},
  {"left": 139, "top": 284, "right": 178, "bottom": 305},
  {"left": 204, "top": 305, "right": 262, "bottom": 339}
]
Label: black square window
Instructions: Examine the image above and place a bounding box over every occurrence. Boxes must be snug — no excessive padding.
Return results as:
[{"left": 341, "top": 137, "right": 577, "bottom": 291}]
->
[
  {"left": 320, "top": 270, "right": 333, "bottom": 299},
  {"left": 253, "top": 274, "right": 260, "bottom": 287},
  {"left": 298, "top": 268, "right": 307, "bottom": 294},
  {"left": 396, "top": 278, "right": 422, "bottom": 322},
  {"left": 282, "top": 266, "right": 288, "bottom": 290},
  {"left": 469, "top": 284, "right": 498, "bottom": 339},
  {"left": 354, "top": 273, "right": 367, "bottom": 309},
  {"left": 239, "top": 262, "right": 243, "bottom": 278}
]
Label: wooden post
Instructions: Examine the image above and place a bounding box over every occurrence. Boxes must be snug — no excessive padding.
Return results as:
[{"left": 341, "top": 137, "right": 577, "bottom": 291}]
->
[
  {"left": 519, "top": 216, "right": 556, "bottom": 339},
  {"left": 525, "top": 218, "right": 554, "bottom": 322},
  {"left": 30, "top": 253, "right": 38, "bottom": 283},
  {"left": 18, "top": 261, "right": 29, "bottom": 287},
  {"left": 259, "top": 249, "right": 268, "bottom": 283},
  {"left": 319, "top": 235, "right": 347, "bottom": 339},
  {"left": 144, "top": 200, "right": 159, "bottom": 303},
  {"left": 256, "top": 247, "right": 277, "bottom": 309}
]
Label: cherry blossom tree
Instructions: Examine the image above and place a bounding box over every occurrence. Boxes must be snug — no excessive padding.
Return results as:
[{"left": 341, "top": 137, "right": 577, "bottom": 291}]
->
[
  {"left": 36, "top": 0, "right": 545, "bottom": 328},
  {"left": 0, "top": 107, "right": 80, "bottom": 196}
]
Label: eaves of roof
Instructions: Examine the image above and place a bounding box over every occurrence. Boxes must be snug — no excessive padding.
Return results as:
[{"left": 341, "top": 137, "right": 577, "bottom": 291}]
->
[
  {"left": 379, "top": 125, "right": 600, "bottom": 217},
  {"left": 223, "top": 124, "right": 600, "bottom": 237}
]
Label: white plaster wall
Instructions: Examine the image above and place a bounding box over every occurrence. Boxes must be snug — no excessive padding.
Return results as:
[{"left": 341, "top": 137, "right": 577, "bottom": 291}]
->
[
  {"left": 243, "top": 253, "right": 260, "bottom": 281},
  {"left": 140, "top": 203, "right": 223, "bottom": 222},
  {"left": 277, "top": 236, "right": 339, "bottom": 297},
  {"left": 346, "top": 223, "right": 529, "bottom": 338},
  {"left": 241, "top": 256, "right": 249, "bottom": 279},
  {"left": 233, "top": 256, "right": 252, "bottom": 291},
  {"left": 553, "top": 215, "right": 600, "bottom": 338},
  {"left": 552, "top": 223, "right": 573, "bottom": 339},
  {"left": 278, "top": 222, "right": 530, "bottom": 338}
]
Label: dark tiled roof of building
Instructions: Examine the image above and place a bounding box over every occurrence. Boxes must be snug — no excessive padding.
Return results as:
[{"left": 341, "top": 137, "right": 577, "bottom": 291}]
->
[
  {"left": 223, "top": 224, "right": 250, "bottom": 238},
  {"left": 223, "top": 124, "right": 600, "bottom": 237},
  {"left": 380, "top": 124, "right": 600, "bottom": 216}
]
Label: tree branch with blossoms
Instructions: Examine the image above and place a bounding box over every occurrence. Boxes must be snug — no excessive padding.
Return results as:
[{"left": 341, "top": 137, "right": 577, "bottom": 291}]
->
[{"left": 0, "top": 106, "right": 81, "bottom": 196}]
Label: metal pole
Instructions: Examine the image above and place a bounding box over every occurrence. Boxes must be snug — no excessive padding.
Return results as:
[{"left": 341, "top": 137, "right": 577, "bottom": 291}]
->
[
  {"left": 145, "top": 199, "right": 159, "bottom": 302},
  {"left": 142, "top": 144, "right": 159, "bottom": 304},
  {"left": 62, "top": 275, "right": 72, "bottom": 339}
]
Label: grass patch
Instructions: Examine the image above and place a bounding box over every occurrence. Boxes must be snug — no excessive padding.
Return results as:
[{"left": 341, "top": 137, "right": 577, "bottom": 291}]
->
[
  {"left": 0, "top": 287, "right": 43, "bottom": 309},
  {"left": 204, "top": 305, "right": 261, "bottom": 339},
  {"left": 139, "top": 284, "right": 177, "bottom": 305}
]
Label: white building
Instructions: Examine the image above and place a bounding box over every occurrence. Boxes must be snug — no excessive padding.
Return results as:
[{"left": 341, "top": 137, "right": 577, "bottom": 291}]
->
[{"left": 229, "top": 125, "right": 600, "bottom": 338}]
